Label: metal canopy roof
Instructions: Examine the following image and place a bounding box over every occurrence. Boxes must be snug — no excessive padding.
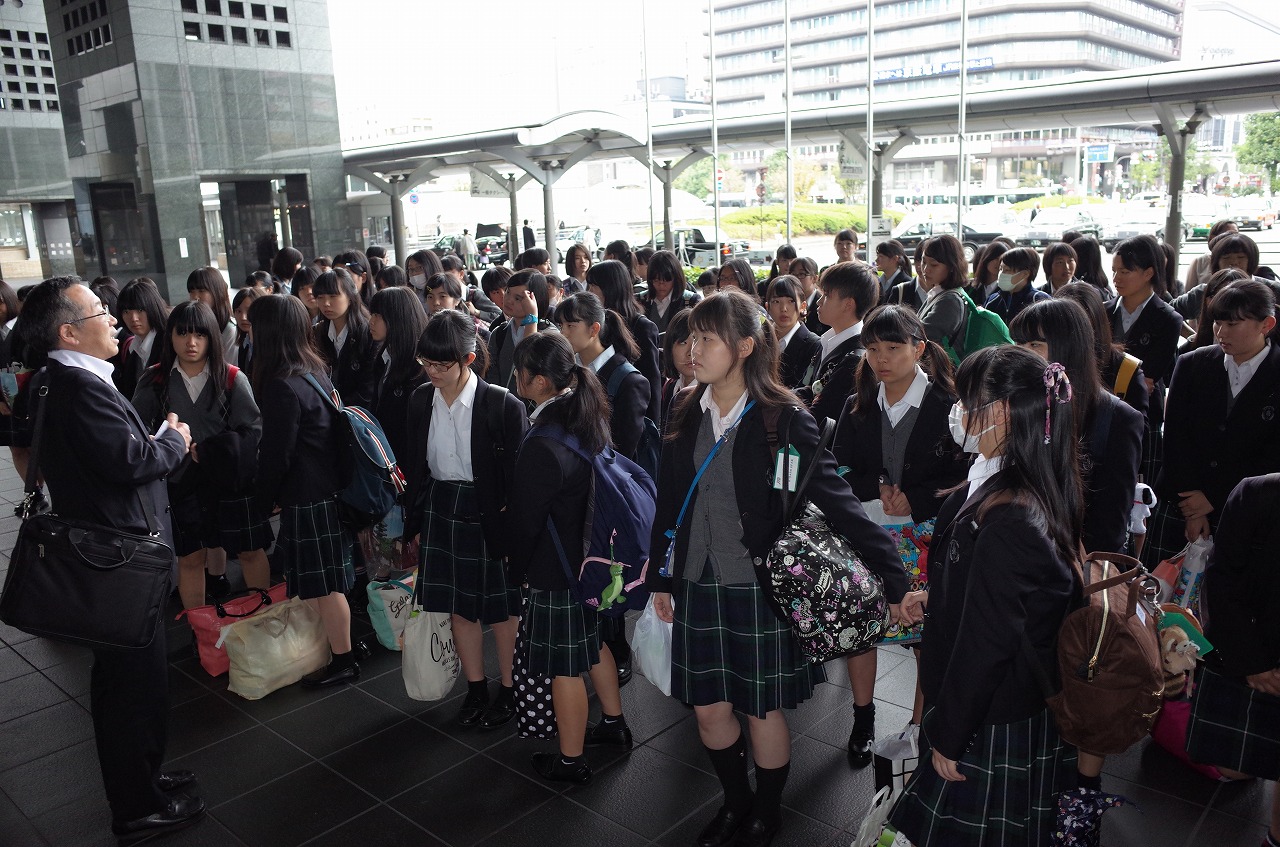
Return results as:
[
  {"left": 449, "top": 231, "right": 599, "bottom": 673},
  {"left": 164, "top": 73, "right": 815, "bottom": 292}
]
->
[{"left": 342, "top": 60, "right": 1280, "bottom": 182}]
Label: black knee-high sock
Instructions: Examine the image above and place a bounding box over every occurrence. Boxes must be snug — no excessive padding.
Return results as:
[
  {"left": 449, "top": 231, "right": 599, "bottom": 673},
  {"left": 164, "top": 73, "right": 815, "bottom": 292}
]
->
[
  {"left": 704, "top": 735, "right": 752, "bottom": 815},
  {"left": 753, "top": 762, "right": 790, "bottom": 826}
]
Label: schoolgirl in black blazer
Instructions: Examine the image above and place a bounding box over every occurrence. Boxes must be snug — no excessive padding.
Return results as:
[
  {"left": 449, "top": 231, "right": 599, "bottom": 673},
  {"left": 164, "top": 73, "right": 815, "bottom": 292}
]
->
[
  {"left": 112, "top": 277, "right": 171, "bottom": 396},
  {"left": 505, "top": 332, "right": 630, "bottom": 786},
  {"left": 311, "top": 268, "right": 380, "bottom": 408},
  {"left": 659, "top": 309, "right": 697, "bottom": 435},
  {"left": 766, "top": 275, "right": 822, "bottom": 390},
  {"left": 639, "top": 250, "right": 701, "bottom": 335},
  {"left": 553, "top": 292, "right": 650, "bottom": 460},
  {"left": 367, "top": 287, "right": 428, "bottom": 462},
  {"left": 587, "top": 259, "right": 662, "bottom": 421}
]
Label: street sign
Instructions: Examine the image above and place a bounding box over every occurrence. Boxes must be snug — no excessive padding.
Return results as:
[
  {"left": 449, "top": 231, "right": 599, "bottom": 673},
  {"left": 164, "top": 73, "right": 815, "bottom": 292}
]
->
[
  {"left": 870, "top": 216, "right": 891, "bottom": 237},
  {"left": 839, "top": 140, "right": 867, "bottom": 180},
  {"left": 409, "top": 193, "right": 419, "bottom": 205},
  {"left": 756, "top": 182, "right": 766, "bottom": 199},
  {"left": 469, "top": 169, "right": 507, "bottom": 199},
  {"left": 1085, "top": 144, "right": 1114, "bottom": 164}
]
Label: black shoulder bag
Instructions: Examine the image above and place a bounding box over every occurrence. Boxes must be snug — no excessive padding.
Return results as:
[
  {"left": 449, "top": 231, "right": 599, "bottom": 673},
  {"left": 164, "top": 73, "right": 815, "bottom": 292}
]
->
[{"left": 0, "top": 383, "right": 175, "bottom": 650}]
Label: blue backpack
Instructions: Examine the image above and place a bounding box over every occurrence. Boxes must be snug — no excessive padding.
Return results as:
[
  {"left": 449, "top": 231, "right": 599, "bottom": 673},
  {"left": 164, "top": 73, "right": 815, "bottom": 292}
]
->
[
  {"left": 605, "top": 361, "right": 661, "bottom": 481},
  {"left": 531, "top": 424, "right": 657, "bottom": 618},
  {"left": 304, "top": 375, "right": 405, "bottom": 530}
]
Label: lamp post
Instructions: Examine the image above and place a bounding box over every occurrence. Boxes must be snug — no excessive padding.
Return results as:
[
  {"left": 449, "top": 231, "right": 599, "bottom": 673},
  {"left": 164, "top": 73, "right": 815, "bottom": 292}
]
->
[{"left": 784, "top": 0, "right": 793, "bottom": 242}]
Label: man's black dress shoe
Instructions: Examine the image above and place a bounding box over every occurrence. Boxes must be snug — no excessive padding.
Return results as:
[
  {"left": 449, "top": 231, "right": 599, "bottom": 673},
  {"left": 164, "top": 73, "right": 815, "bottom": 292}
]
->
[
  {"left": 112, "top": 795, "right": 206, "bottom": 843},
  {"left": 156, "top": 770, "right": 197, "bottom": 792},
  {"left": 735, "top": 816, "right": 780, "bottom": 847},
  {"left": 695, "top": 805, "right": 751, "bottom": 847}
]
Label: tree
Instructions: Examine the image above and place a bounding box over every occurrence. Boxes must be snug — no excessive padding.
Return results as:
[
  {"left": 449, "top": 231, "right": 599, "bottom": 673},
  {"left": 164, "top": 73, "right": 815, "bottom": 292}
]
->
[
  {"left": 1236, "top": 112, "right": 1280, "bottom": 193},
  {"left": 672, "top": 154, "right": 742, "bottom": 199}
]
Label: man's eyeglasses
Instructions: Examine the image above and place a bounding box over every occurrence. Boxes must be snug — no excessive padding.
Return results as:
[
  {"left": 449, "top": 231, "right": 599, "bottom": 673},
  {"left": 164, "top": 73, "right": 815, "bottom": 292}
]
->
[{"left": 67, "top": 310, "right": 109, "bottom": 324}]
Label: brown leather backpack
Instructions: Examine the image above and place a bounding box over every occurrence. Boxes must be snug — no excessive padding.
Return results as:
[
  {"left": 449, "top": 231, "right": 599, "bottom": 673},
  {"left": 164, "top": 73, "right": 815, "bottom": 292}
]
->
[{"left": 1025, "top": 552, "right": 1165, "bottom": 755}]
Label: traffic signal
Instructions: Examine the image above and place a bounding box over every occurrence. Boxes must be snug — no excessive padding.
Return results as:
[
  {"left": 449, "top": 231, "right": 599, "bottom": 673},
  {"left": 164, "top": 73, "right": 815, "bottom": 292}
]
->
[{"left": 716, "top": 168, "right": 724, "bottom": 190}]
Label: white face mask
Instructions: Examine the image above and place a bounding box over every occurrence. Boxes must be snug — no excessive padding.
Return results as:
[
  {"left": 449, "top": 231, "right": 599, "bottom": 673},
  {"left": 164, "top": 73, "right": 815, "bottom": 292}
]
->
[
  {"left": 948, "top": 401, "right": 997, "bottom": 453},
  {"left": 996, "top": 272, "right": 1018, "bottom": 292},
  {"left": 410, "top": 273, "right": 426, "bottom": 289}
]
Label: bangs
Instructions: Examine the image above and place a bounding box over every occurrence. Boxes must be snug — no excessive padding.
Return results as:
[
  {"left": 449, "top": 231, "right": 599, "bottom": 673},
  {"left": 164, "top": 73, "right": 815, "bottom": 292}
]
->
[
  {"left": 1008, "top": 309, "right": 1050, "bottom": 345},
  {"left": 168, "top": 301, "right": 218, "bottom": 338},
  {"left": 416, "top": 312, "right": 476, "bottom": 363},
  {"left": 861, "top": 305, "right": 923, "bottom": 346},
  {"left": 310, "top": 272, "right": 342, "bottom": 297},
  {"left": 1209, "top": 282, "right": 1275, "bottom": 323},
  {"left": 688, "top": 292, "right": 738, "bottom": 340}
]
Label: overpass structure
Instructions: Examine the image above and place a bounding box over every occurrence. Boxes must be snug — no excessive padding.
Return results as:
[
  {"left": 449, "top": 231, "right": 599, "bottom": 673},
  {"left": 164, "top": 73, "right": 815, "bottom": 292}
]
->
[{"left": 343, "top": 60, "right": 1280, "bottom": 268}]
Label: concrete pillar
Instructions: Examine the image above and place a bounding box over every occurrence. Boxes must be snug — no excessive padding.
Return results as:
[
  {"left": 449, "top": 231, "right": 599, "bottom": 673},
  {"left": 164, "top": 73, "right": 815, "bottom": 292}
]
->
[
  {"left": 542, "top": 167, "right": 557, "bottom": 267},
  {"left": 389, "top": 176, "right": 407, "bottom": 267},
  {"left": 662, "top": 164, "right": 674, "bottom": 253},
  {"left": 508, "top": 176, "right": 520, "bottom": 266}
]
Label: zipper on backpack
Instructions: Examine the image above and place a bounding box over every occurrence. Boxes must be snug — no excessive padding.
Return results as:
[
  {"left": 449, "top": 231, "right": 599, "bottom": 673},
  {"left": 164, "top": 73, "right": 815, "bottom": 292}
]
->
[{"left": 1087, "top": 562, "right": 1110, "bottom": 682}]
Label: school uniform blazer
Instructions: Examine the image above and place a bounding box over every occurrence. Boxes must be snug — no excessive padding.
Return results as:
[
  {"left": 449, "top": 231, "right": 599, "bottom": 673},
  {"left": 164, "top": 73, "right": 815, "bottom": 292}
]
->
[
  {"left": 506, "top": 418, "right": 592, "bottom": 591},
  {"left": 1107, "top": 294, "right": 1182, "bottom": 429},
  {"left": 795, "top": 334, "right": 864, "bottom": 425},
  {"left": 920, "top": 484, "right": 1077, "bottom": 761},
  {"left": 804, "top": 291, "right": 829, "bottom": 334},
  {"left": 486, "top": 319, "right": 555, "bottom": 389},
  {"left": 646, "top": 398, "right": 907, "bottom": 603},
  {"left": 832, "top": 384, "right": 968, "bottom": 521},
  {"left": 373, "top": 369, "right": 429, "bottom": 465},
  {"left": 596, "top": 352, "right": 651, "bottom": 460},
  {"left": 627, "top": 313, "right": 663, "bottom": 421},
  {"left": 983, "top": 285, "right": 1051, "bottom": 326},
  {"left": 1157, "top": 343, "right": 1280, "bottom": 511},
  {"left": 889, "top": 280, "right": 925, "bottom": 312},
  {"left": 1081, "top": 393, "right": 1143, "bottom": 555},
  {"left": 880, "top": 269, "right": 912, "bottom": 302},
  {"left": 254, "top": 372, "right": 351, "bottom": 515},
  {"left": 1203, "top": 473, "right": 1280, "bottom": 677},
  {"left": 312, "top": 320, "right": 380, "bottom": 409},
  {"left": 778, "top": 323, "right": 823, "bottom": 390},
  {"left": 641, "top": 289, "right": 701, "bottom": 335},
  {"left": 111, "top": 333, "right": 163, "bottom": 397},
  {"left": 401, "top": 378, "right": 528, "bottom": 555},
  {"left": 33, "top": 361, "right": 186, "bottom": 548}
]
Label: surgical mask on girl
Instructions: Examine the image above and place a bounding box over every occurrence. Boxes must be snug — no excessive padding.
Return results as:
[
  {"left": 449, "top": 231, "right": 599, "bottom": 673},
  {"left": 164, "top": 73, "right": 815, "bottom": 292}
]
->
[
  {"left": 948, "top": 400, "right": 998, "bottom": 453},
  {"left": 410, "top": 273, "right": 427, "bottom": 289},
  {"left": 997, "top": 272, "right": 1018, "bottom": 292}
]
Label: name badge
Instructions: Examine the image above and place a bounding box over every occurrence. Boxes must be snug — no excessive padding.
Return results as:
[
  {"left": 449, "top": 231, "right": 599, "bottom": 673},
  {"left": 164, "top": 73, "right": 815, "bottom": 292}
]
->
[{"left": 773, "top": 446, "right": 800, "bottom": 492}]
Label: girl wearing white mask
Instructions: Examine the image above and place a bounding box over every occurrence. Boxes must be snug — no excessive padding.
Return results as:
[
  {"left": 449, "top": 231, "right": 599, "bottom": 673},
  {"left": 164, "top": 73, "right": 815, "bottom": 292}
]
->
[
  {"left": 983, "top": 246, "right": 1050, "bottom": 327},
  {"left": 405, "top": 249, "right": 446, "bottom": 312}
]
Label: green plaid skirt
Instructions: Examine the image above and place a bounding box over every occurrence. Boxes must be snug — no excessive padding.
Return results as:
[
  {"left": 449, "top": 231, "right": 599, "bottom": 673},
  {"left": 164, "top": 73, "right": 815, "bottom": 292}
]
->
[
  {"left": 416, "top": 479, "right": 519, "bottom": 625},
  {"left": 1186, "top": 665, "right": 1280, "bottom": 780},
  {"left": 217, "top": 494, "right": 275, "bottom": 555},
  {"left": 672, "top": 563, "right": 823, "bottom": 719},
  {"left": 523, "top": 587, "right": 601, "bottom": 678},
  {"left": 279, "top": 498, "right": 354, "bottom": 600},
  {"left": 888, "top": 707, "right": 1077, "bottom": 847}
]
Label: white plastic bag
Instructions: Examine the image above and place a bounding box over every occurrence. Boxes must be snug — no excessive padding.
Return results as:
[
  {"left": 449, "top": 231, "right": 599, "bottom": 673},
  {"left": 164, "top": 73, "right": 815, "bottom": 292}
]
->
[
  {"left": 631, "top": 596, "right": 673, "bottom": 696},
  {"left": 224, "top": 597, "right": 330, "bottom": 700},
  {"left": 401, "top": 606, "right": 459, "bottom": 701}
]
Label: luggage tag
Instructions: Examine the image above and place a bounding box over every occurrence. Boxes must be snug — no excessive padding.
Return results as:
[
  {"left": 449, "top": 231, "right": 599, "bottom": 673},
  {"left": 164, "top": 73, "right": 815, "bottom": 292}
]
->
[{"left": 773, "top": 445, "right": 800, "bottom": 492}]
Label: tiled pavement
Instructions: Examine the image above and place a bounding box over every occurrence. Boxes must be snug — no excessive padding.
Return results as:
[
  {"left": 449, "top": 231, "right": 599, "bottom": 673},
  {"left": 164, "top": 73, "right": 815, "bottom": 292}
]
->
[{"left": 0, "top": 453, "right": 1272, "bottom": 847}]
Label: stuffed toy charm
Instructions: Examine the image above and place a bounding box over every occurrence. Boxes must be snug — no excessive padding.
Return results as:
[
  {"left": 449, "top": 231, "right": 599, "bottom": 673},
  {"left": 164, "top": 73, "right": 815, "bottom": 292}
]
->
[{"left": 1159, "top": 625, "right": 1201, "bottom": 698}]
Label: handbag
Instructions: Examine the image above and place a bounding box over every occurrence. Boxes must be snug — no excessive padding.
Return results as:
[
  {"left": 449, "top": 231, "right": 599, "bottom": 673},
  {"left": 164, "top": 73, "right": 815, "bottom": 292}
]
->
[
  {"left": 632, "top": 595, "right": 673, "bottom": 696},
  {"left": 366, "top": 570, "right": 416, "bottom": 651},
  {"left": 401, "top": 599, "right": 459, "bottom": 701},
  {"left": 761, "top": 413, "right": 889, "bottom": 663},
  {"left": 224, "top": 596, "right": 330, "bottom": 699},
  {"left": 178, "top": 583, "right": 288, "bottom": 676},
  {"left": 1152, "top": 538, "right": 1212, "bottom": 618},
  {"left": 513, "top": 591, "right": 557, "bottom": 739},
  {"left": 0, "top": 383, "right": 174, "bottom": 651}
]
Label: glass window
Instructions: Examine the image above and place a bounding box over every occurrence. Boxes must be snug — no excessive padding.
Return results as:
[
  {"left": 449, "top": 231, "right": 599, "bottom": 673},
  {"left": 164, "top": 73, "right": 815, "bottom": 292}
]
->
[
  {"left": 48, "top": 100, "right": 59, "bottom": 111},
  {"left": 10, "top": 99, "right": 23, "bottom": 110},
  {"left": 251, "top": 3, "right": 266, "bottom": 20},
  {"left": 41, "top": 66, "right": 53, "bottom": 77},
  {"left": 208, "top": 23, "right": 226, "bottom": 41},
  {"left": 28, "top": 100, "right": 42, "bottom": 111},
  {"left": 0, "top": 207, "right": 28, "bottom": 248},
  {"left": 181, "top": 0, "right": 198, "bottom": 12},
  {"left": 275, "top": 29, "right": 290, "bottom": 47},
  {"left": 273, "top": 5, "right": 287, "bottom": 21},
  {"left": 36, "top": 32, "right": 49, "bottom": 44},
  {"left": 228, "top": 1, "right": 244, "bottom": 16},
  {"left": 254, "top": 27, "right": 269, "bottom": 44},
  {"left": 231, "top": 25, "right": 247, "bottom": 43},
  {"left": 206, "top": 0, "right": 222, "bottom": 13},
  {"left": 16, "top": 32, "right": 30, "bottom": 43},
  {"left": 184, "top": 21, "right": 202, "bottom": 40}
]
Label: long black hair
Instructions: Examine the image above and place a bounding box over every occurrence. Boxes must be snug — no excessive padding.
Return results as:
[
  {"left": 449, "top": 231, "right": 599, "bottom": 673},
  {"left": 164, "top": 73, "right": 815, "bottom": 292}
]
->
[
  {"left": 1113, "top": 235, "right": 1167, "bottom": 299},
  {"left": 370, "top": 286, "right": 428, "bottom": 387},
  {"left": 157, "top": 300, "right": 230, "bottom": 409},
  {"left": 586, "top": 260, "right": 641, "bottom": 322},
  {"left": 311, "top": 268, "right": 371, "bottom": 342},
  {"left": 954, "top": 345, "right": 1083, "bottom": 566},
  {"left": 662, "top": 308, "right": 693, "bottom": 379},
  {"left": 406, "top": 249, "right": 444, "bottom": 279},
  {"left": 246, "top": 294, "right": 328, "bottom": 397},
  {"left": 666, "top": 289, "right": 799, "bottom": 439},
  {"left": 718, "top": 258, "right": 758, "bottom": 300},
  {"left": 514, "top": 331, "right": 610, "bottom": 454},
  {"left": 1054, "top": 282, "right": 1123, "bottom": 379},
  {"left": 186, "top": 267, "right": 232, "bottom": 330},
  {"left": 417, "top": 308, "right": 491, "bottom": 378},
  {"left": 333, "top": 249, "right": 375, "bottom": 306},
  {"left": 1009, "top": 298, "right": 1103, "bottom": 433},
  {"left": 1190, "top": 268, "right": 1250, "bottom": 350},
  {"left": 552, "top": 291, "right": 640, "bottom": 362},
  {"left": 767, "top": 244, "right": 797, "bottom": 282},
  {"left": 118, "top": 277, "right": 171, "bottom": 337},
  {"left": 1068, "top": 236, "right": 1110, "bottom": 295},
  {"left": 852, "top": 304, "right": 955, "bottom": 417}
]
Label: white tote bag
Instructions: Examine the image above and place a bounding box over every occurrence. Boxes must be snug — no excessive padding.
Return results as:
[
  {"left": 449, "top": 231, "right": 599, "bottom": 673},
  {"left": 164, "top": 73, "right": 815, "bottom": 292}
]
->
[
  {"left": 223, "top": 597, "right": 330, "bottom": 700},
  {"left": 631, "top": 596, "right": 673, "bottom": 696},
  {"left": 401, "top": 605, "right": 460, "bottom": 701}
]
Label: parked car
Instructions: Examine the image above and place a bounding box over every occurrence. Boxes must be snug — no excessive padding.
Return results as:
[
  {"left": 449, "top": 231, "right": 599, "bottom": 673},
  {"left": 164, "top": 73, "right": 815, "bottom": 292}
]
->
[
  {"left": 1183, "top": 193, "right": 1233, "bottom": 240},
  {"left": 891, "top": 218, "right": 1005, "bottom": 263},
  {"left": 476, "top": 236, "right": 508, "bottom": 266},
  {"left": 643, "top": 226, "right": 748, "bottom": 265},
  {"left": 1230, "top": 196, "right": 1276, "bottom": 231},
  {"left": 1098, "top": 207, "right": 1190, "bottom": 250},
  {"left": 430, "top": 234, "right": 459, "bottom": 257},
  {"left": 1015, "top": 206, "right": 1101, "bottom": 248},
  {"left": 554, "top": 227, "right": 602, "bottom": 264}
]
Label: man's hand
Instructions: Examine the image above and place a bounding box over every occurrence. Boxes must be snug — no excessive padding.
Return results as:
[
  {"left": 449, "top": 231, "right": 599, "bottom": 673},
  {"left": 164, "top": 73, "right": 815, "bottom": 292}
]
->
[{"left": 167, "top": 413, "right": 193, "bottom": 453}]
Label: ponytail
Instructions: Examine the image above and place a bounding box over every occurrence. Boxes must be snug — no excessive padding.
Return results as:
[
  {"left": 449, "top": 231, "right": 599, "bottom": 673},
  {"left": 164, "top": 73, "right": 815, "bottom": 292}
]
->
[
  {"left": 514, "top": 332, "right": 611, "bottom": 454},
  {"left": 600, "top": 310, "right": 640, "bottom": 362}
]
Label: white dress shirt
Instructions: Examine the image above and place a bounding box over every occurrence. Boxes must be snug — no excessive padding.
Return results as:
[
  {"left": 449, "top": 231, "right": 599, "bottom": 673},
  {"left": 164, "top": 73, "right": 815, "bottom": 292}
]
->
[
  {"left": 132, "top": 329, "right": 157, "bottom": 365},
  {"left": 778, "top": 323, "right": 801, "bottom": 352},
  {"left": 1225, "top": 341, "right": 1271, "bottom": 397},
  {"left": 962, "top": 453, "right": 1006, "bottom": 508},
  {"left": 427, "top": 371, "right": 477, "bottom": 481},
  {"left": 173, "top": 361, "right": 210, "bottom": 403},
  {"left": 700, "top": 387, "right": 749, "bottom": 440},
  {"left": 327, "top": 321, "right": 349, "bottom": 357},
  {"left": 585, "top": 345, "right": 615, "bottom": 374},
  {"left": 48, "top": 349, "right": 116, "bottom": 388},
  {"left": 1117, "top": 293, "right": 1155, "bottom": 335},
  {"left": 878, "top": 366, "right": 930, "bottom": 428},
  {"left": 820, "top": 320, "right": 863, "bottom": 362}
]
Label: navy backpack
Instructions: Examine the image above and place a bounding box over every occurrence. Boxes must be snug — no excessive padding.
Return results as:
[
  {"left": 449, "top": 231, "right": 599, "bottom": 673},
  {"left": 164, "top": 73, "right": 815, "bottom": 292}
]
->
[
  {"left": 530, "top": 424, "right": 656, "bottom": 618},
  {"left": 304, "top": 374, "right": 405, "bottom": 529}
]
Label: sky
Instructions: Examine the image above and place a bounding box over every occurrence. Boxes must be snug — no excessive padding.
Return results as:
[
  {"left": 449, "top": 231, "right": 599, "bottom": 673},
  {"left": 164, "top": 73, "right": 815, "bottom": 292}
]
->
[{"left": 328, "top": 0, "right": 1280, "bottom": 142}]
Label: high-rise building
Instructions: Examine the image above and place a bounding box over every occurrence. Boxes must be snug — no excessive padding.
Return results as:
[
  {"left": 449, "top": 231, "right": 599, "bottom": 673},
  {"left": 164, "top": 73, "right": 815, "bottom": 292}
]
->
[
  {"left": 708, "top": 0, "right": 1185, "bottom": 200},
  {"left": 0, "top": 3, "right": 75, "bottom": 283},
  {"left": 41, "top": 0, "right": 345, "bottom": 297}
]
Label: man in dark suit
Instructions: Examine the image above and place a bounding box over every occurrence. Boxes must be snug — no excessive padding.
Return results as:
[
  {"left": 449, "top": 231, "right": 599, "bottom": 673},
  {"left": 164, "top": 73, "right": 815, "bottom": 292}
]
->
[
  {"left": 522, "top": 219, "right": 535, "bottom": 251},
  {"left": 21, "top": 278, "right": 203, "bottom": 842},
  {"left": 796, "top": 262, "right": 879, "bottom": 424}
]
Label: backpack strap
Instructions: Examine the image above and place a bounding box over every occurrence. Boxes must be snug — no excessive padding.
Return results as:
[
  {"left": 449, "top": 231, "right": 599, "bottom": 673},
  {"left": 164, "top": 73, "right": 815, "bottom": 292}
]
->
[
  {"left": 485, "top": 383, "right": 509, "bottom": 458},
  {"left": 226, "top": 364, "right": 240, "bottom": 391},
  {"left": 605, "top": 360, "right": 639, "bottom": 400},
  {"left": 1113, "top": 353, "right": 1141, "bottom": 399},
  {"left": 303, "top": 373, "right": 343, "bottom": 410}
]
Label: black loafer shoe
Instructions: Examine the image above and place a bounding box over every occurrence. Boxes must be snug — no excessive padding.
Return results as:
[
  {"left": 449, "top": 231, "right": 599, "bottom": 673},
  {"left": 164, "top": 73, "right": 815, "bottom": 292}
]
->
[
  {"left": 156, "top": 770, "right": 197, "bottom": 792},
  {"left": 301, "top": 657, "right": 360, "bottom": 688},
  {"left": 696, "top": 805, "right": 751, "bottom": 847},
  {"left": 478, "top": 694, "right": 516, "bottom": 729},
  {"left": 847, "top": 725, "right": 874, "bottom": 769},
  {"left": 735, "top": 816, "right": 780, "bottom": 847},
  {"left": 616, "top": 660, "right": 633, "bottom": 688},
  {"left": 458, "top": 688, "right": 489, "bottom": 726},
  {"left": 584, "top": 721, "right": 633, "bottom": 748},
  {"left": 205, "top": 573, "right": 231, "bottom": 600},
  {"left": 112, "top": 795, "right": 206, "bottom": 843},
  {"left": 530, "top": 752, "right": 592, "bottom": 785}
]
